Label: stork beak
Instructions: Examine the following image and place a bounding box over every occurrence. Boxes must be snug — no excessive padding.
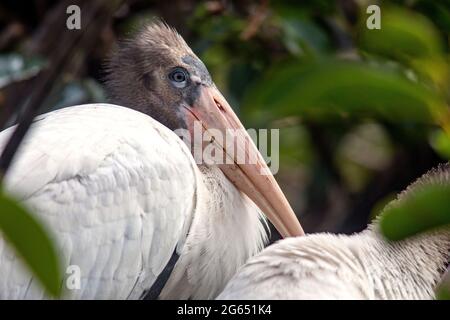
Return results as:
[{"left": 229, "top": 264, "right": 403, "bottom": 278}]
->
[{"left": 184, "top": 85, "right": 304, "bottom": 238}]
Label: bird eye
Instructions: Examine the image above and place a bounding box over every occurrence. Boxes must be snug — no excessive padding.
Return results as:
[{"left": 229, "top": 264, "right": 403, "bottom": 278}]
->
[{"left": 168, "top": 68, "right": 188, "bottom": 88}]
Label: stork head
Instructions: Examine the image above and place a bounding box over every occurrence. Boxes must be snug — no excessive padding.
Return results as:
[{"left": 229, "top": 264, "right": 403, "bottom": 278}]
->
[{"left": 105, "top": 21, "right": 304, "bottom": 238}]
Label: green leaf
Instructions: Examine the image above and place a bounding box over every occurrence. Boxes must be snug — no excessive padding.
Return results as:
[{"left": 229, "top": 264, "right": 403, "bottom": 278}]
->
[
  {"left": 357, "top": 6, "right": 448, "bottom": 86},
  {"left": 430, "top": 129, "right": 450, "bottom": 160},
  {"left": 243, "top": 59, "right": 442, "bottom": 124},
  {"left": 414, "top": 0, "right": 450, "bottom": 34},
  {"left": 358, "top": 6, "right": 444, "bottom": 61},
  {"left": 0, "top": 192, "right": 61, "bottom": 297},
  {"left": 275, "top": 6, "right": 331, "bottom": 56},
  {"left": 380, "top": 184, "right": 450, "bottom": 241}
]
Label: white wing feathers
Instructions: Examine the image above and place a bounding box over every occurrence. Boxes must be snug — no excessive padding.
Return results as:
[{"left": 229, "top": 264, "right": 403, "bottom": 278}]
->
[
  {"left": 0, "top": 104, "right": 198, "bottom": 299},
  {"left": 218, "top": 228, "right": 450, "bottom": 300}
]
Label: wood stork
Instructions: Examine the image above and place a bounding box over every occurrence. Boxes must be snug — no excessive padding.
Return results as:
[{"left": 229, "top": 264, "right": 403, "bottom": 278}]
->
[
  {"left": 0, "top": 22, "right": 303, "bottom": 299},
  {"left": 218, "top": 164, "right": 450, "bottom": 300}
]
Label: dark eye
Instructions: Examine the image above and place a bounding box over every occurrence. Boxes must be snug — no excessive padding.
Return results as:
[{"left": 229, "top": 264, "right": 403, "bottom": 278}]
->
[{"left": 168, "top": 67, "right": 188, "bottom": 88}]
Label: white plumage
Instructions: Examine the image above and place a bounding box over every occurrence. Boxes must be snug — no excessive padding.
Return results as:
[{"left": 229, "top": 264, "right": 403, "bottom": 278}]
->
[
  {"left": 0, "top": 104, "right": 268, "bottom": 299},
  {"left": 159, "top": 164, "right": 267, "bottom": 299},
  {"left": 0, "top": 22, "right": 304, "bottom": 300},
  {"left": 0, "top": 104, "right": 198, "bottom": 299},
  {"left": 218, "top": 227, "right": 449, "bottom": 299},
  {"left": 218, "top": 166, "right": 450, "bottom": 300}
]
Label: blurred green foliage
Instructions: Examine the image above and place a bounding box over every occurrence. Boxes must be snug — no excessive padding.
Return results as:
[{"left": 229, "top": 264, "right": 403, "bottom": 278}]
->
[
  {"left": 379, "top": 182, "right": 450, "bottom": 300},
  {"left": 431, "top": 129, "right": 450, "bottom": 159},
  {"left": 380, "top": 184, "right": 450, "bottom": 241},
  {"left": 0, "top": 192, "right": 61, "bottom": 297},
  {"left": 243, "top": 59, "right": 439, "bottom": 123},
  {"left": 187, "top": 1, "right": 450, "bottom": 211}
]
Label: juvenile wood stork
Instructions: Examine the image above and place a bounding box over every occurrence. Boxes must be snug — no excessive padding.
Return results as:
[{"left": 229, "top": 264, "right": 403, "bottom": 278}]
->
[
  {"left": 0, "top": 22, "right": 303, "bottom": 299},
  {"left": 218, "top": 164, "right": 450, "bottom": 300}
]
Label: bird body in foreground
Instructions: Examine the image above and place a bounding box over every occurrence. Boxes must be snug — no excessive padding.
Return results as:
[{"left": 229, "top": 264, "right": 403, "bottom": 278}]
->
[
  {"left": 0, "top": 104, "right": 266, "bottom": 299},
  {"left": 218, "top": 166, "right": 450, "bottom": 300},
  {"left": 0, "top": 22, "right": 303, "bottom": 299},
  {"left": 0, "top": 104, "right": 194, "bottom": 299}
]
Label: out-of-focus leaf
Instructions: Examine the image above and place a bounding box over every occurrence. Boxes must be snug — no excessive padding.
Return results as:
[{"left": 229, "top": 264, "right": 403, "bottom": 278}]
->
[
  {"left": 275, "top": 5, "right": 331, "bottom": 56},
  {"left": 358, "top": 6, "right": 448, "bottom": 86},
  {"left": 243, "top": 59, "right": 442, "bottom": 124},
  {"left": 410, "top": 57, "right": 449, "bottom": 89},
  {"left": 0, "top": 192, "right": 61, "bottom": 297},
  {"left": 0, "top": 53, "right": 46, "bottom": 89},
  {"left": 430, "top": 129, "right": 450, "bottom": 160},
  {"left": 380, "top": 184, "right": 450, "bottom": 241},
  {"left": 414, "top": 0, "right": 450, "bottom": 34},
  {"left": 358, "top": 7, "right": 444, "bottom": 61}
]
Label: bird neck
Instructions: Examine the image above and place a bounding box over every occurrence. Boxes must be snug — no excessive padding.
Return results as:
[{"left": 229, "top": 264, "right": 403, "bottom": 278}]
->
[
  {"left": 361, "top": 222, "right": 450, "bottom": 299},
  {"left": 160, "top": 164, "right": 268, "bottom": 299}
]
